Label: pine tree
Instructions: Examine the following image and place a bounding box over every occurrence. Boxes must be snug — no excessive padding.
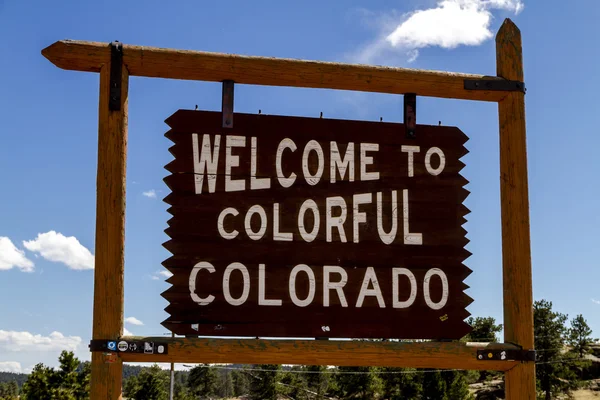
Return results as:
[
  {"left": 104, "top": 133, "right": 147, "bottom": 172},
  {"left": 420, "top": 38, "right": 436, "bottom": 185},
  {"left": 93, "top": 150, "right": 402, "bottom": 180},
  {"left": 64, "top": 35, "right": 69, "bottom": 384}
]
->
[
  {"left": 248, "top": 364, "right": 281, "bottom": 400},
  {"left": 305, "top": 365, "right": 330, "bottom": 399},
  {"left": 231, "top": 368, "right": 250, "bottom": 397},
  {"left": 465, "top": 316, "right": 503, "bottom": 382},
  {"left": 568, "top": 314, "right": 594, "bottom": 358},
  {"left": 126, "top": 365, "right": 169, "bottom": 400},
  {"left": 534, "top": 299, "right": 577, "bottom": 400},
  {"left": 380, "top": 368, "right": 422, "bottom": 400},
  {"left": 422, "top": 370, "right": 447, "bottom": 400},
  {"left": 280, "top": 367, "right": 309, "bottom": 400},
  {"left": 187, "top": 364, "right": 218, "bottom": 398},
  {"left": 335, "top": 366, "right": 382, "bottom": 400}
]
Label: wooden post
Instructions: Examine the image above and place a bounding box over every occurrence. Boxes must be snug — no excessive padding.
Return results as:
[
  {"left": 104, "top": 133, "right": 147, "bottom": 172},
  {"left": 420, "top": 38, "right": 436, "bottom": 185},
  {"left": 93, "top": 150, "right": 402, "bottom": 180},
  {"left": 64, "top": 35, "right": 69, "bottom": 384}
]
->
[
  {"left": 497, "top": 19, "right": 536, "bottom": 399},
  {"left": 90, "top": 50, "right": 129, "bottom": 400}
]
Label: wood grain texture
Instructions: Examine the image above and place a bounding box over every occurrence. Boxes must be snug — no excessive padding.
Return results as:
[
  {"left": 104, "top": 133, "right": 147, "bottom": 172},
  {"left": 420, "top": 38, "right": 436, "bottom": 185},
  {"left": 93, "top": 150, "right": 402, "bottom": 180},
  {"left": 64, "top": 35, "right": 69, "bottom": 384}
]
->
[
  {"left": 496, "top": 19, "right": 536, "bottom": 399},
  {"left": 162, "top": 110, "right": 472, "bottom": 340},
  {"left": 90, "top": 62, "right": 128, "bottom": 400},
  {"left": 41, "top": 40, "right": 509, "bottom": 102},
  {"left": 118, "top": 337, "right": 520, "bottom": 371}
]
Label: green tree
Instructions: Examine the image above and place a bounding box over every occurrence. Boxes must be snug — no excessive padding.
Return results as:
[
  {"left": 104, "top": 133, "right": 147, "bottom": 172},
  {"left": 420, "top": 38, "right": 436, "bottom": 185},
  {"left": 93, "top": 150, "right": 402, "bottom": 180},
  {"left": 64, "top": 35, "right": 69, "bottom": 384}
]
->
[
  {"left": 465, "top": 316, "right": 503, "bottom": 343},
  {"left": 231, "top": 368, "right": 250, "bottom": 397},
  {"left": 465, "top": 316, "right": 504, "bottom": 382},
  {"left": 216, "top": 370, "right": 234, "bottom": 399},
  {"left": 280, "top": 367, "right": 309, "bottom": 400},
  {"left": 422, "top": 370, "right": 447, "bottom": 400},
  {"left": 380, "top": 368, "right": 422, "bottom": 400},
  {"left": 21, "top": 351, "right": 89, "bottom": 400},
  {"left": 0, "top": 381, "right": 19, "bottom": 400},
  {"left": 124, "top": 365, "right": 169, "bottom": 400},
  {"left": 305, "top": 365, "right": 331, "bottom": 399},
  {"left": 534, "top": 299, "right": 577, "bottom": 400},
  {"left": 568, "top": 314, "right": 594, "bottom": 358},
  {"left": 248, "top": 364, "right": 281, "bottom": 400},
  {"left": 335, "top": 366, "right": 382, "bottom": 400},
  {"left": 443, "top": 371, "right": 474, "bottom": 400},
  {"left": 187, "top": 364, "right": 218, "bottom": 398}
]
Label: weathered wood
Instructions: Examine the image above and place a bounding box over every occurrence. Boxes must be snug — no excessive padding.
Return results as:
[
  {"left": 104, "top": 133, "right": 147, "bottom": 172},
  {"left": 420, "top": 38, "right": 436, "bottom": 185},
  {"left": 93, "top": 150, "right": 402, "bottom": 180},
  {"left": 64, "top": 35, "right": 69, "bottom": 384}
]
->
[
  {"left": 90, "top": 58, "right": 128, "bottom": 399},
  {"left": 41, "top": 40, "right": 510, "bottom": 102},
  {"left": 162, "top": 110, "right": 471, "bottom": 339},
  {"left": 118, "top": 337, "right": 520, "bottom": 371},
  {"left": 496, "top": 19, "right": 536, "bottom": 400}
]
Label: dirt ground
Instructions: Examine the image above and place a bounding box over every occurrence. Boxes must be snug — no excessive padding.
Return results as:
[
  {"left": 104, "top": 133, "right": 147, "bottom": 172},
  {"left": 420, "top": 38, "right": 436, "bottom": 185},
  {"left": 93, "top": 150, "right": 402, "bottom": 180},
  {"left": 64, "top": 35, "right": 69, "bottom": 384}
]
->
[{"left": 572, "top": 389, "right": 600, "bottom": 399}]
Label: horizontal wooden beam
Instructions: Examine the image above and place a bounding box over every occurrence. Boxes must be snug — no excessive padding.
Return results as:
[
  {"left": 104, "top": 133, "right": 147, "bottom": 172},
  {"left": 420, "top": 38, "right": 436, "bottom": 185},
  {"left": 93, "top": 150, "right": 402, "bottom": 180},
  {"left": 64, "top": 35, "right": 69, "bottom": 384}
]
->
[
  {"left": 118, "top": 337, "right": 520, "bottom": 371},
  {"left": 42, "top": 40, "right": 508, "bottom": 102}
]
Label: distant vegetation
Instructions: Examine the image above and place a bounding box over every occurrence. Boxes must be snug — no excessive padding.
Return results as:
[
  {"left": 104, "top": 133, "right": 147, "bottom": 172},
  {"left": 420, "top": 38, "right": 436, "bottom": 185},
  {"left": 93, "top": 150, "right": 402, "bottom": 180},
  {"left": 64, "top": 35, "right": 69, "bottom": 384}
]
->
[{"left": 2, "top": 298, "right": 598, "bottom": 399}]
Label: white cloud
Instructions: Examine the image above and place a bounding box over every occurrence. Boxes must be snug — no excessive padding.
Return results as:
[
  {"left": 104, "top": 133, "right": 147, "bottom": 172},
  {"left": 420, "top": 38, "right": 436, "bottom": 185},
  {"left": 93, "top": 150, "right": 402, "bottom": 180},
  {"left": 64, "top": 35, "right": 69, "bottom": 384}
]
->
[
  {"left": 0, "top": 330, "right": 81, "bottom": 352},
  {"left": 0, "top": 237, "right": 34, "bottom": 272},
  {"left": 592, "top": 298, "right": 600, "bottom": 305},
  {"left": 151, "top": 270, "right": 173, "bottom": 280},
  {"left": 350, "top": 0, "right": 524, "bottom": 64},
  {"left": 125, "top": 317, "right": 144, "bottom": 326},
  {"left": 23, "top": 231, "right": 94, "bottom": 270},
  {"left": 123, "top": 328, "right": 134, "bottom": 336},
  {"left": 142, "top": 190, "right": 157, "bottom": 199},
  {"left": 0, "top": 361, "right": 23, "bottom": 373}
]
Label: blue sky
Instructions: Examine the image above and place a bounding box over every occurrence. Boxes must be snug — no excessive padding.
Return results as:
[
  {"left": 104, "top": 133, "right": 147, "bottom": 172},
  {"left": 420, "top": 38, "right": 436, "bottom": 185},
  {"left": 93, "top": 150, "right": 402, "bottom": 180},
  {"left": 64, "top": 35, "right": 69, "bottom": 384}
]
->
[{"left": 0, "top": 0, "right": 599, "bottom": 372}]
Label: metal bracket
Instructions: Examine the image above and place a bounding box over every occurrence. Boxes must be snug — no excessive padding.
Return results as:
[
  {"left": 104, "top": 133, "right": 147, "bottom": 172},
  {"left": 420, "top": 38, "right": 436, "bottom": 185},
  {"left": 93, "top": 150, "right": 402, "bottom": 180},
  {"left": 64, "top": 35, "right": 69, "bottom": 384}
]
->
[
  {"left": 89, "top": 339, "right": 168, "bottom": 355},
  {"left": 477, "top": 349, "right": 536, "bottom": 362},
  {"left": 222, "top": 80, "right": 234, "bottom": 128},
  {"left": 464, "top": 79, "right": 526, "bottom": 93},
  {"left": 109, "top": 41, "right": 123, "bottom": 111},
  {"left": 404, "top": 93, "right": 416, "bottom": 139}
]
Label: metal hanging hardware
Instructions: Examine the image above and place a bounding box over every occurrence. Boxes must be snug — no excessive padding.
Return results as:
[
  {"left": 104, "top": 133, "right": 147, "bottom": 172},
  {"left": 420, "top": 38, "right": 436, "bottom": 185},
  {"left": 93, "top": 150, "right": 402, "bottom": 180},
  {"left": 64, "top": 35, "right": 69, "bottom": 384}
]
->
[
  {"left": 476, "top": 348, "right": 535, "bottom": 362},
  {"left": 109, "top": 41, "right": 123, "bottom": 111},
  {"left": 89, "top": 339, "right": 169, "bottom": 355},
  {"left": 464, "top": 79, "right": 526, "bottom": 93},
  {"left": 404, "top": 93, "right": 416, "bottom": 139},
  {"left": 222, "top": 80, "right": 234, "bottom": 128}
]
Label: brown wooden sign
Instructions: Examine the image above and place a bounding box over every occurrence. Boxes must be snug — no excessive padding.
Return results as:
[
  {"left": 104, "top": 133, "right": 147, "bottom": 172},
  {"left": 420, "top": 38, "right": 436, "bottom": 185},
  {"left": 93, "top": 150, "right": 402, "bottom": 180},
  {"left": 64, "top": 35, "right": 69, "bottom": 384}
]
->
[{"left": 162, "top": 110, "right": 472, "bottom": 339}]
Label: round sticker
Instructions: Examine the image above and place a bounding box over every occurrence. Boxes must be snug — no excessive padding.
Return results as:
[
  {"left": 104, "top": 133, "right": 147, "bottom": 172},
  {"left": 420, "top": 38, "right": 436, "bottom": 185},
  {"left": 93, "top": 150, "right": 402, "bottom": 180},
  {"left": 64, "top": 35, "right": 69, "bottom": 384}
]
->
[
  {"left": 117, "top": 341, "right": 129, "bottom": 352},
  {"left": 157, "top": 345, "right": 165, "bottom": 354}
]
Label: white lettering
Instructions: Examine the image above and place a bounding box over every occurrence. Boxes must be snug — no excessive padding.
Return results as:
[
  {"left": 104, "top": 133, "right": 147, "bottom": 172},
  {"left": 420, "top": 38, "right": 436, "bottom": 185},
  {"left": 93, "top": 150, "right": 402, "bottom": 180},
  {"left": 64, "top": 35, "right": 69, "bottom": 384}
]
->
[
  {"left": 244, "top": 205, "right": 267, "bottom": 241},
  {"left": 323, "top": 266, "right": 348, "bottom": 307},
  {"left": 403, "top": 189, "right": 423, "bottom": 245},
  {"left": 326, "top": 196, "right": 347, "bottom": 243},
  {"left": 355, "top": 267, "right": 385, "bottom": 308},
  {"left": 392, "top": 268, "right": 417, "bottom": 308},
  {"left": 377, "top": 191, "right": 397, "bottom": 245},
  {"left": 189, "top": 262, "right": 215, "bottom": 305},
  {"left": 360, "top": 143, "right": 380, "bottom": 181},
  {"left": 250, "top": 137, "right": 271, "bottom": 190},
  {"left": 258, "top": 264, "right": 282, "bottom": 306},
  {"left": 302, "top": 140, "right": 325, "bottom": 186},
  {"left": 192, "top": 134, "right": 220, "bottom": 194},
  {"left": 223, "top": 262, "right": 250, "bottom": 306},
  {"left": 217, "top": 207, "right": 239, "bottom": 240},
  {"left": 298, "top": 199, "right": 320, "bottom": 242},
  {"left": 425, "top": 147, "right": 446, "bottom": 176},
  {"left": 289, "top": 264, "right": 316, "bottom": 307},
  {"left": 353, "top": 193, "right": 372, "bottom": 243},
  {"left": 401, "top": 145, "right": 420, "bottom": 178},
  {"left": 330, "top": 142, "right": 355, "bottom": 183},
  {"left": 424, "top": 268, "right": 449, "bottom": 310},
  {"left": 276, "top": 138, "right": 297, "bottom": 188},
  {"left": 273, "top": 203, "right": 293, "bottom": 241},
  {"left": 225, "top": 135, "right": 246, "bottom": 192}
]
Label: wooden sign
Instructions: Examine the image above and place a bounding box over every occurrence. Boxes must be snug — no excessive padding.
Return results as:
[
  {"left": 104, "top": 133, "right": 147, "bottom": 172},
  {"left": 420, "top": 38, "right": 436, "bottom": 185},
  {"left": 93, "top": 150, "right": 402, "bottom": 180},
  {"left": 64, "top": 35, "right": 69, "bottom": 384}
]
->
[{"left": 162, "top": 110, "right": 472, "bottom": 339}]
